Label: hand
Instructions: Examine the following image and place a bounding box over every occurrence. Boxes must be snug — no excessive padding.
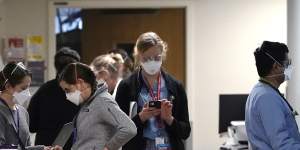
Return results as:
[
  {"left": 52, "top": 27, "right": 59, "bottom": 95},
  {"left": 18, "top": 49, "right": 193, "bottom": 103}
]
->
[
  {"left": 104, "top": 147, "right": 109, "bottom": 150},
  {"left": 139, "top": 102, "right": 161, "bottom": 123},
  {"left": 44, "top": 145, "right": 63, "bottom": 150},
  {"left": 160, "top": 99, "right": 174, "bottom": 125},
  {"left": 44, "top": 146, "right": 51, "bottom": 150},
  {"left": 52, "top": 145, "right": 63, "bottom": 150}
]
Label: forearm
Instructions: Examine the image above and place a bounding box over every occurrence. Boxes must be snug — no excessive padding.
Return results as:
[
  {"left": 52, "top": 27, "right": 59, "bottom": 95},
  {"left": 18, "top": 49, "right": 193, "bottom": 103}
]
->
[
  {"left": 26, "top": 145, "right": 45, "bottom": 150},
  {"left": 106, "top": 118, "right": 137, "bottom": 150}
]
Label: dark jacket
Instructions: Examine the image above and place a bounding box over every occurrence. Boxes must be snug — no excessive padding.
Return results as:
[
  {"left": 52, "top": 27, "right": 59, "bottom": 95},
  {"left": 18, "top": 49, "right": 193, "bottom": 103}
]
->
[
  {"left": 27, "top": 79, "right": 79, "bottom": 150},
  {"left": 115, "top": 69, "right": 191, "bottom": 150}
]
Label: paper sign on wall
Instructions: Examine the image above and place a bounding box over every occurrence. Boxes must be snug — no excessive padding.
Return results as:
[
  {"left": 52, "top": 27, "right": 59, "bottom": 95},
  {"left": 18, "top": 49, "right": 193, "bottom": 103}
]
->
[
  {"left": 27, "top": 35, "right": 44, "bottom": 61},
  {"left": 5, "top": 37, "right": 26, "bottom": 62}
]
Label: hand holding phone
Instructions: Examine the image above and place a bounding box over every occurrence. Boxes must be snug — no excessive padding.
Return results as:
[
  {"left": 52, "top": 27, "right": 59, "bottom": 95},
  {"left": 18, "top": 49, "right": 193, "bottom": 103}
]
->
[
  {"left": 160, "top": 99, "right": 174, "bottom": 125},
  {"left": 149, "top": 100, "right": 161, "bottom": 109}
]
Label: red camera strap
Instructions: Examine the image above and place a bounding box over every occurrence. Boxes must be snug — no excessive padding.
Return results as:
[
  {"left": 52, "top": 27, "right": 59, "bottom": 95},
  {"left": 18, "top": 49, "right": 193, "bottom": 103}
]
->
[{"left": 145, "top": 73, "right": 161, "bottom": 101}]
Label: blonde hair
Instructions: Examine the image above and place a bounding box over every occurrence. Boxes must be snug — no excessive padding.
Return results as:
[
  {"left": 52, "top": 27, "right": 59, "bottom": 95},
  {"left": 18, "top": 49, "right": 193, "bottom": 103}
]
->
[
  {"left": 90, "top": 54, "right": 122, "bottom": 79},
  {"left": 133, "top": 32, "right": 168, "bottom": 68}
]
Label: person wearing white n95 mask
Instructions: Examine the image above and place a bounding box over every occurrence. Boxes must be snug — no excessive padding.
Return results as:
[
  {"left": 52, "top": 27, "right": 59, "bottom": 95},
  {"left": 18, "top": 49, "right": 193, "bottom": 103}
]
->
[
  {"left": 264, "top": 51, "right": 293, "bottom": 81},
  {"left": 13, "top": 88, "right": 31, "bottom": 107},
  {"left": 140, "top": 59, "right": 162, "bottom": 75},
  {"left": 65, "top": 90, "right": 83, "bottom": 106},
  {"left": 245, "top": 41, "right": 300, "bottom": 150},
  {"left": 115, "top": 32, "right": 191, "bottom": 150},
  {"left": 59, "top": 63, "right": 136, "bottom": 150},
  {"left": 0, "top": 62, "right": 61, "bottom": 150}
]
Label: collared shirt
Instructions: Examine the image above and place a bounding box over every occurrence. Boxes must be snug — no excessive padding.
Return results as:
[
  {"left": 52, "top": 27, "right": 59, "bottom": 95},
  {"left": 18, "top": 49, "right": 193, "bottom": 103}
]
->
[
  {"left": 112, "top": 78, "right": 122, "bottom": 99},
  {"left": 138, "top": 75, "right": 171, "bottom": 150},
  {"left": 245, "top": 82, "right": 300, "bottom": 150}
]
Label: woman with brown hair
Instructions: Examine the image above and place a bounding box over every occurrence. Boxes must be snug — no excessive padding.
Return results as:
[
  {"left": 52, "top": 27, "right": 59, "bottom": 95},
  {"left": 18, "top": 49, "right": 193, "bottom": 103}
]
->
[
  {"left": 59, "top": 62, "right": 136, "bottom": 150},
  {"left": 116, "top": 32, "right": 191, "bottom": 150},
  {"left": 0, "top": 62, "right": 60, "bottom": 150}
]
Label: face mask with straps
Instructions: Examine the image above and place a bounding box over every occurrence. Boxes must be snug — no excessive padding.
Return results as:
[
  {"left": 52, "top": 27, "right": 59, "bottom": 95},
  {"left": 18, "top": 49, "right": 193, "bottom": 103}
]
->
[
  {"left": 65, "top": 64, "right": 84, "bottom": 106},
  {"left": 264, "top": 52, "right": 293, "bottom": 81}
]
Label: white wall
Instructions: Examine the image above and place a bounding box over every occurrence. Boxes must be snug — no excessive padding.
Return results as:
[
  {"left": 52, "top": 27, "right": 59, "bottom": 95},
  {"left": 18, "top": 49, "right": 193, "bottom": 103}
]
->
[
  {"left": 4, "top": 0, "right": 47, "bottom": 37},
  {"left": 2, "top": 0, "right": 287, "bottom": 149},
  {"left": 191, "top": 0, "right": 286, "bottom": 149}
]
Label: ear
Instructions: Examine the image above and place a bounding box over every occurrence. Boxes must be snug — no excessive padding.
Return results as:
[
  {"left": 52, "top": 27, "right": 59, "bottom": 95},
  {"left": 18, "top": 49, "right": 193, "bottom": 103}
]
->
[
  {"left": 5, "top": 82, "right": 13, "bottom": 90},
  {"left": 76, "top": 78, "right": 86, "bottom": 90},
  {"left": 272, "top": 63, "right": 283, "bottom": 73},
  {"left": 4, "top": 83, "right": 15, "bottom": 94}
]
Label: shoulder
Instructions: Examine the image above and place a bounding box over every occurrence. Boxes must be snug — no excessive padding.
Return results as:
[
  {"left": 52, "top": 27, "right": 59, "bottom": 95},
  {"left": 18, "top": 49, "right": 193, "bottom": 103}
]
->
[
  {"left": 0, "top": 104, "right": 8, "bottom": 119},
  {"left": 162, "top": 71, "right": 185, "bottom": 91},
  {"left": 118, "top": 71, "right": 139, "bottom": 91},
  {"left": 250, "top": 86, "right": 284, "bottom": 111},
  {"left": 38, "top": 79, "right": 57, "bottom": 90},
  {"left": 120, "top": 71, "right": 139, "bottom": 85},
  {"left": 33, "top": 79, "right": 58, "bottom": 95},
  {"left": 92, "top": 91, "right": 116, "bottom": 107}
]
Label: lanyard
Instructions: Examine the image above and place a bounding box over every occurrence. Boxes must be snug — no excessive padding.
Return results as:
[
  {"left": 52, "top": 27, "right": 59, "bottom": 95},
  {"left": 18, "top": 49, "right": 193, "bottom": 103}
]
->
[
  {"left": 0, "top": 98, "right": 20, "bottom": 136},
  {"left": 259, "top": 79, "right": 298, "bottom": 116},
  {"left": 143, "top": 73, "right": 161, "bottom": 101}
]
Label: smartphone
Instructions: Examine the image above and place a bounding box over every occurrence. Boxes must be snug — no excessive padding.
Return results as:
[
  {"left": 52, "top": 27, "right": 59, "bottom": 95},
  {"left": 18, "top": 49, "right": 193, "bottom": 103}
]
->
[{"left": 148, "top": 101, "right": 161, "bottom": 109}]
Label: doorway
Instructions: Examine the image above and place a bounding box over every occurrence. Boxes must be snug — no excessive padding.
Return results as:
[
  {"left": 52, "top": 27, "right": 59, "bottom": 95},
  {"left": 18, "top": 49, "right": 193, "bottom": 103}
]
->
[
  {"left": 53, "top": 7, "right": 186, "bottom": 84},
  {"left": 80, "top": 8, "right": 186, "bottom": 84}
]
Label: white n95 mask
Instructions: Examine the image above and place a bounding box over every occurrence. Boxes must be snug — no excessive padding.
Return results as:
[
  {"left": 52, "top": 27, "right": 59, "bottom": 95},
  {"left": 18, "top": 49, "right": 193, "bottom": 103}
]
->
[
  {"left": 284, "top": 65, "right": 293, "bottom": 81},
  {"left": 141, "top": 60, "right": 162, "bottom": 75},
  {"left": 13, "top": 89, "right": 31, "bottom": 106},
  {"left": 66, "top": 90, "right": 83, "bottom": 106}
]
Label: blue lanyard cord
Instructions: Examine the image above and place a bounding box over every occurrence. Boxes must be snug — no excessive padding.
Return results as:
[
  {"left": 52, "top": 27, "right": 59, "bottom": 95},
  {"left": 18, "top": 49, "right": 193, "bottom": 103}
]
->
[{"left": 72, "top": 127, "right": 77, "bottom": 144}]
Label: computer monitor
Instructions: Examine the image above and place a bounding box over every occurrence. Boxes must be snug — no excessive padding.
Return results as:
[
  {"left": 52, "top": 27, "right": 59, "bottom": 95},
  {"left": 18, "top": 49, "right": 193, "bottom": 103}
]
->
[{"left": 219, "top": 94, "right": 248, "bottom": 133}]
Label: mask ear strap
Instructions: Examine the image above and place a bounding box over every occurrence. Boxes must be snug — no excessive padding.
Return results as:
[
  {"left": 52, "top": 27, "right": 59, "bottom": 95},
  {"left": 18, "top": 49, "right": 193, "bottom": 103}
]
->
[
  {"left": 264, "top": 52, "right": 284, "bottom": 68},
  {"left": 265, "top": 73, "right": 283, "bottom": 78},
  {"left": 1, "top": 71, "right": 8, "bottom": 89}
]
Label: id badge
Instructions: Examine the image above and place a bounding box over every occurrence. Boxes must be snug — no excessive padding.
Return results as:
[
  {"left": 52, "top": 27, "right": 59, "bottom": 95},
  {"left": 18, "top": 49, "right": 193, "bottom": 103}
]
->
[{"left": 155, "top": 137, "right": 170, "bottom": 150}]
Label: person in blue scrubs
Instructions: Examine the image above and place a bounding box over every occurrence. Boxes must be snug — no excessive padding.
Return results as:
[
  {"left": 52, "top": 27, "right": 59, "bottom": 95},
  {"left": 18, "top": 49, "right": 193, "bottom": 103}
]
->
[{"left": 245, "top": 41, "right": 300, "bottom": 149}]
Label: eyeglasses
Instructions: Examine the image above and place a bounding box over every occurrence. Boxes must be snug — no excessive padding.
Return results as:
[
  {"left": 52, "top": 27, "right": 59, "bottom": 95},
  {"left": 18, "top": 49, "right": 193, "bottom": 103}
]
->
[
  {"left": 142, "top": 54, "right": 162, "bottom": 62},
  {"left": 264, "top": 52, "right": 291, "bottom": 68},
  {"left": 2, "top": 62, "right": 27, "bottom": 88}
]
